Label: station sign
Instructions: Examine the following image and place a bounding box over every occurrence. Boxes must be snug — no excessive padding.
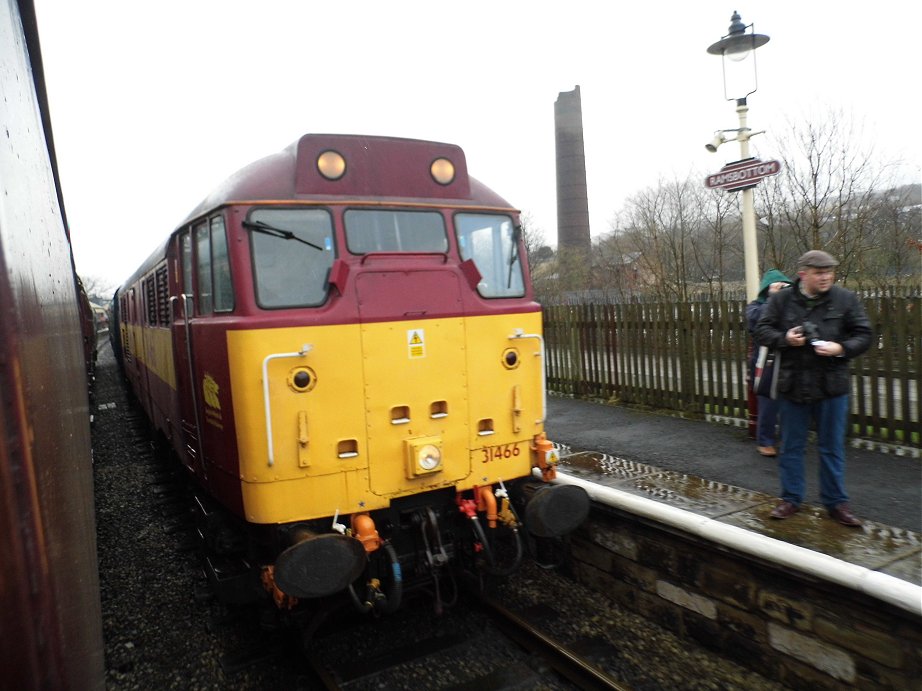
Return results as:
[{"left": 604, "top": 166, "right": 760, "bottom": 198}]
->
[{"left": 705, "top": 158, "right": 781, "bottom": 192}]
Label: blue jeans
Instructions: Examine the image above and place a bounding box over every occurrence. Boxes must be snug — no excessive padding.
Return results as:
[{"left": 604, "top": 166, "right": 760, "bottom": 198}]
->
[
  {"left": 756, "top": 394, "right": 780, "bottom": 446},
  {"left": 777, "top": 395, "right": 850, "bottom": 509}
]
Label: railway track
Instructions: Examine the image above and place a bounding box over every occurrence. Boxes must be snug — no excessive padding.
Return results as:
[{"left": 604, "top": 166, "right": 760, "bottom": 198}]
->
[
  {"left": 103, "top": 384, "right": 625, "bottom": 689},
  {"left": 301, "top": 587, "right": 631, "bottom": 690},
  {"left": 96, "top": 343, "right": 789, "bottom": 690},
  {"left": 479, "top": 594, "right": 630, "bottom": 691}
]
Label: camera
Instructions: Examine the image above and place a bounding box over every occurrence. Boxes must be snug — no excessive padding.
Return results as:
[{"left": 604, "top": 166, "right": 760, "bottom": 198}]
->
[{"left": 802, "top": 320, "right": 821, "bottom": 344}]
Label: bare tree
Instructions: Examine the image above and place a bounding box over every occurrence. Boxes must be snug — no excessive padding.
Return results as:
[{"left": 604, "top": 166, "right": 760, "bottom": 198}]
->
[
  {"left": 852, "top": 183, "right": 922, "bottom": 289},
  {"left": 688, "top": 184, "right": 743, "bottom": 299},
  {"left": 79, "top": 275, "right": 117, "bottom": 304},
  {"left": 764, "top": 109, "right": 896, "bottom": 285},
  {"left": 591, "top": 227, "right": 645, "bottom": 300},
  {"left": 754, "top": 171, "right": 804, "bottom": 273},
  {"left": 519, "top": 212, "right": 553, "bottom": 273},
  {"left": 519, "top": 212, "right": 561, "bottom": 300},
  {"left": 590, "top": 109, "right": 915, "bottom": 300},
  {"left": 602, "top": 175, "right": 724, "bottom": 301}
]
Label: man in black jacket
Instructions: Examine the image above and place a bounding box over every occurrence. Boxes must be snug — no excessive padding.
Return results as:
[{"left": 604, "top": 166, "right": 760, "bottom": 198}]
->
[{"left": 754, "top": 250, "right": 873, "bottom": 526}]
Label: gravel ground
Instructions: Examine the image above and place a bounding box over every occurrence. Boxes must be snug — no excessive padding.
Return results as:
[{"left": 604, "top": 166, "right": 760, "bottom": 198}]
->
[
  {"left": 92, "top": 342, "right": 783, "bottom": 690},
  {"left": 93, "top": 344, "right": 286, "bottom": 689}
]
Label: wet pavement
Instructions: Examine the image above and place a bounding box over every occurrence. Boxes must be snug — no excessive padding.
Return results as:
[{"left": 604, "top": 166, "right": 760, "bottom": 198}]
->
[{"left": 545, "top": 396, "right": 922, "bottom": 586}]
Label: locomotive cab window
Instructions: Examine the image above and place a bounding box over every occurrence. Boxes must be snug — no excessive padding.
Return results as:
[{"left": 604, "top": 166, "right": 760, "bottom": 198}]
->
[
  {"left": 344, "top": 209, "right": 447, "bottom": 254},
  {"left": 455, "top": 213, "right": 524, "bottom": 298},
  {"left": 180, "top": 231, "right": 193, "bottom": 311},
  {"left": 210, "top": 217, "right": 234, "bottom": 312},
  {"left": 194, "top": 217, "right": 235, "bottom": 315},
  {"left": 247, "top": 208, "right": 335, "bottom": 308},
  {"left": 194, "top": 222, "right": 212, "bottom": 314}
]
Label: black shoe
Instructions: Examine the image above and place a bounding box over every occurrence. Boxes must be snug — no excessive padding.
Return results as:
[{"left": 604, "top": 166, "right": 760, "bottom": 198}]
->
[
  {"left": 770, "top": 501, "right": 799, "bottom": 519},
  {"left": 828, "top": 503, "right": 862, "bottom": 527}
]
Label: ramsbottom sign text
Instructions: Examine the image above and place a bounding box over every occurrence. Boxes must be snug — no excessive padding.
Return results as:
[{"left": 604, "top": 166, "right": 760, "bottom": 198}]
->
[{"left": 705, "top": 158, "right": 781, "bottom": 192}]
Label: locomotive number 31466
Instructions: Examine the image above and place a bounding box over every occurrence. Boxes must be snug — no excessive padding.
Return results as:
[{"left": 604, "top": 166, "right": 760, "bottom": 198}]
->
[{"left": 481, "top": 443, "right": 522, "bottom": 463}]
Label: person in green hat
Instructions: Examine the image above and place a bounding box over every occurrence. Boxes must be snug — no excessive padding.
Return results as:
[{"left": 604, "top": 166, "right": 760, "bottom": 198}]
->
[{"left": 746, "top": 269, "right": 792, "bottom": 456}]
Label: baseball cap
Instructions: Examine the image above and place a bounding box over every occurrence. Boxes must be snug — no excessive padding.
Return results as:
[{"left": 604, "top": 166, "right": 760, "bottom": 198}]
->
[{"left": 798, "top": 250, "right": 839, "bottom": 268}]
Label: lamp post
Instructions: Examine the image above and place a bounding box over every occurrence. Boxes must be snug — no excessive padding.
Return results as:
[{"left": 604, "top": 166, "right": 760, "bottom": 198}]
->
[{"left": 706, "top": 11, "right": 770, "bottom": 303}]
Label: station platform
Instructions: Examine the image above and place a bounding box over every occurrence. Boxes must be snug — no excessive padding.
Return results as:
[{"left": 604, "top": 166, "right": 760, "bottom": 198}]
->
[{"left": 544, "top": 395, "right": 922, "bottom": 589}]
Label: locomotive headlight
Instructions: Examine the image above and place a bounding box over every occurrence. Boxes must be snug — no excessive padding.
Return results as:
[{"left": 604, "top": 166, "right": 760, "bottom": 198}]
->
[
  {"left": 418, "top": 444, "right": 441, "bottom": 471},
  {"left": 406, "top": 437, "right": 443, "bottom": 477},
  {"left": 317, "top": 150, "right": 346, "bottom": 180},
  {"left": 430, "top": 157, "right": 455, "bottom": 185}
]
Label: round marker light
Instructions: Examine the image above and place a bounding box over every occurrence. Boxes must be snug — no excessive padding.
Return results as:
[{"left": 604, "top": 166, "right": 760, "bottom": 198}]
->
[
  {"left": 418, "top": 444, "right": 441, "bottom": 471},
  {"left": 288, "top": 367, "right": 317, "bottom": 393},
  {"left": 317, "top": 150, "right": 346, "bottom": 180},
  {"left": 430, "top": 157, "right": 455, "bottom": 185},
  {"left": 503, "top": 349, "right": 520, "bottom": 369}
]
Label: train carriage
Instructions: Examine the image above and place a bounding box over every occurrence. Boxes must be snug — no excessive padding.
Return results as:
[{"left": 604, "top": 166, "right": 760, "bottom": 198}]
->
[
  {"left": 115, "top": 133, "right": 587, "bottom": 613},
  {"left": 1, "top": 0, "right": 104, "bottom": 686}
]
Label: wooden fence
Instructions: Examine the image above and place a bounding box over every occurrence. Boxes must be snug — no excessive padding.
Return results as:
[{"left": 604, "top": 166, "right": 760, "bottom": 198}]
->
[{"left": 543, "top": 292, "right": 921, "bottom": 449}]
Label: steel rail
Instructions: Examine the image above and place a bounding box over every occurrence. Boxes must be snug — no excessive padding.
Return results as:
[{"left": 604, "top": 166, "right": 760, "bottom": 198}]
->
[{"left": 479, "top": 594, "right": 632, "bottom": 691}]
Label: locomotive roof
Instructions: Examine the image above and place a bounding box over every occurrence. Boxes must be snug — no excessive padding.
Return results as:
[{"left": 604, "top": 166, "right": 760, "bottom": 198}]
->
[
  {"left": 181, "top": 133, "right": 514, "bottom": 225},
  {"left": 120, "top": 235, "right": 172, "bottom": 291},
  {"left": 120, "top": 134, "right": 519, "bottom": 290}
]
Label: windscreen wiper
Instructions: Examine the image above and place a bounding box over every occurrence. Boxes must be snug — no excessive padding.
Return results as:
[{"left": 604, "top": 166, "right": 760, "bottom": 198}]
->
[
  {"left": 242, "top": 219, "right": 324, "bottom": 251},
  {"left": 507, "top": 224, "right": 522, "bottom": 289}
]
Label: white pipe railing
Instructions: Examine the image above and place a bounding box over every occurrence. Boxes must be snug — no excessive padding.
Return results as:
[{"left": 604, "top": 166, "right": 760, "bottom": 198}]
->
[
  {"left": 545, "top": 470, "right": 922, "bottom": 617},
  {"left": 262, "top": 344, "right": 312, "bottom": 466}
]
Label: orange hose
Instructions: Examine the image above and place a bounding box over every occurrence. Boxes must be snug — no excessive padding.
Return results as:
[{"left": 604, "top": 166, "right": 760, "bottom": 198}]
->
[{"left": 477, "top": 486, "right": 498, "bottom": 528}]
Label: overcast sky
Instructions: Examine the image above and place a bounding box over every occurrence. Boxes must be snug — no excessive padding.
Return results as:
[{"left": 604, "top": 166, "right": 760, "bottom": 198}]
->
[{"left": 32, "top": 1, "right": 922, "bottom": 290}]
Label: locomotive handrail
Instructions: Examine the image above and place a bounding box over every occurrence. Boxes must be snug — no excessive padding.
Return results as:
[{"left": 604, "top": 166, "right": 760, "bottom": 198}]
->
[
  {"left": 180, "top": 293, "right": 207, "bottom": 481},
  {"left": 263, "top": 345, "right": 312, "bottom": 466},
  {"left": 509, "top": 329, "right": 546, "bottom": 423}
]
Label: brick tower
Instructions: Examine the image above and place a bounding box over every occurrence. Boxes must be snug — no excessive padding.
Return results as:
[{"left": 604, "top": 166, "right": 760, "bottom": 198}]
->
[{"left": 554, "top": 86, "right": 591, "bottom": 260}]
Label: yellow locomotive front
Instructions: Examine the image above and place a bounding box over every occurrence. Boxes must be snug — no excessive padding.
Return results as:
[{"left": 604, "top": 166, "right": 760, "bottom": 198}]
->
[
  {"left": 229, "top": 277, "right": 550, "bottom": 517},
  {"left": 177, "top": 135, "right": 588, "bottom": 610},
  {"left": 229, "top": 313, "right": 553, "bottom": 524}
]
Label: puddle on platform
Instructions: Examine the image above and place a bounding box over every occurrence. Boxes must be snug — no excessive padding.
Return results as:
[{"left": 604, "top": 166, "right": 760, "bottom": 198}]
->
[
  {"left": 723, "top": 506, "right": 922, "bottom": 573},
  {"left": 560, "top": 449, "right": 922, "bottom": 586},
  {"left": 560, "top": 451, "right": 769, "bottom": 517},
  {"left": 624, "top": 472, "right": 770, "bottom": 517},
  {"left": 560, "top": 451, "right": 656, "bottom": 481}
]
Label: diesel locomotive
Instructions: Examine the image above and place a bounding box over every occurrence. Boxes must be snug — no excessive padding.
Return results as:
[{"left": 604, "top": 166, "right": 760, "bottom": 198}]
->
[{"left": 113, "top": 133, "right": 588, "bottom": 615}]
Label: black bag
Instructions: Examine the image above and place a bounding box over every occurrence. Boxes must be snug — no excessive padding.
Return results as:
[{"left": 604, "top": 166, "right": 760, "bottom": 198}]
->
[{"left": 753, "top": 346, "right": 781, "bottom": 398}]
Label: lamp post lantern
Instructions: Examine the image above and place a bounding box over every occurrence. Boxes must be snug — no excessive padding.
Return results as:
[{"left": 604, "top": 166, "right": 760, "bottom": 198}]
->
[{"left": 705, "top": 11, "right": 771, "bottom": 303}]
